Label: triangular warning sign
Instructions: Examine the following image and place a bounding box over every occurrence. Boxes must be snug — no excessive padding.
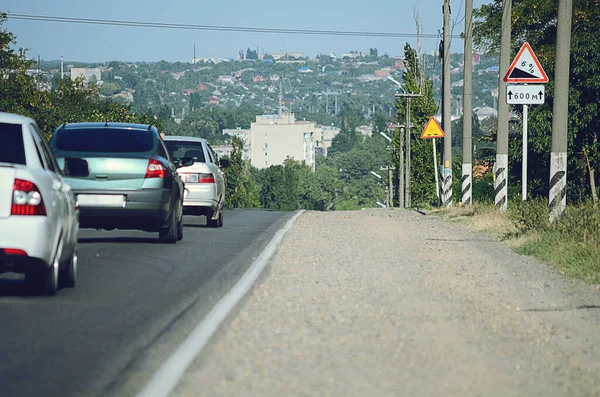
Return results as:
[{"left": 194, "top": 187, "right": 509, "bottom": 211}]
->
[
  {"left": 504, "top": 42, "right": 549, "bottom": 83},
  {"left": 421, "top": 117, "right": 445, "bottom": 139}
]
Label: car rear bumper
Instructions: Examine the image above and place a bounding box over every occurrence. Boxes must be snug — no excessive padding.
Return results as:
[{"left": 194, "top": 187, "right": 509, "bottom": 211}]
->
[
  {"left": 0, "top": 216, "right": 55, "bottom": 274},
  {"left": 73, "top": 188, "right": 174, "bottom": 231},
  {"left": 183, "top": 184, "right": 218, "bottom": 210}
]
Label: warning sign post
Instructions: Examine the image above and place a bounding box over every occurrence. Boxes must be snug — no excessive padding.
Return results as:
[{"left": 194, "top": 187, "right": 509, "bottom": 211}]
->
[{"left": 503, "top": 42, "right": 549, "bottom": 201}]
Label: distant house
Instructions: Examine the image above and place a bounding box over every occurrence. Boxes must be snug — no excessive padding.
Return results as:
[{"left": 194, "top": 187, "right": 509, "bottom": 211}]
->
[
  {"left": 253, "top": 75, "right": 267, "bottom": 83},
  {"left": 298, "top": 67, "right": 313, "bottom": 73},
  {"left": 197, "top": 83, "right": 209, "bottom": 91},
  {"left": 485, "top": 66, "right": 500, "bottom": 73},
  {"left": 474, "top": 106, "right": 498, "bottom": 121},
  {"left": 208, "top": 96, "right": 220, "bottom": 105},
  {"left": 217, "top": 75, "right": 234, "bottom": 84},
  {"left": 375, "top": 69, "right": 390, "bottom": 77}
]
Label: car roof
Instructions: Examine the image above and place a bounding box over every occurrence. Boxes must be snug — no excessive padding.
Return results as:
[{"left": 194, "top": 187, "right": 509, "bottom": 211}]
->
[
  {"left": 0, "top": 112, "right": 35, "bottom": 126},
  {"left": 163, "top": 136, "right": 208, "bottom": 144},
  {"left": 58, "top": 122, "right": 157, "bottom": 132}
]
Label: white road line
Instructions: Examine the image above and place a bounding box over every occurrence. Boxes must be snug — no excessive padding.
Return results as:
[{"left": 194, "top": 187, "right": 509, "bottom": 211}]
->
[{"left": 135, "top": 210, "right": 305, "bottom": 397}]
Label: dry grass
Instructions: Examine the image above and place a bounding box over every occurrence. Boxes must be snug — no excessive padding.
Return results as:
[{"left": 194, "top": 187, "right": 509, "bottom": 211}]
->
[
  {"left": 432, "top": 202, "right": 600, "bottom": 284},
  {"left": 431, "top": 204, "right": 518, "bottom": 241}
]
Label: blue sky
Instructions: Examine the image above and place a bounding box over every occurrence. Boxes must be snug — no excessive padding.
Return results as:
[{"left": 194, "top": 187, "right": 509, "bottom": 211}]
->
[{"left": 2, "top": 0, "right": 490, "bottom": 63}]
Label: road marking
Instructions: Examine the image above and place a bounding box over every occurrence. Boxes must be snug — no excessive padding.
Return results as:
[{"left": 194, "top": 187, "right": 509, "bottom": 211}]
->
[{"left": 135, "top": 210, "right": 305, "bottom": 397}]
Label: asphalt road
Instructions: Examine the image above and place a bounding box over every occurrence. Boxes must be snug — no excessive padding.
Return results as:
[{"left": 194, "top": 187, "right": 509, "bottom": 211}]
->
[{"left": 0, "top": 209, "right": 293, "bottom": 397}]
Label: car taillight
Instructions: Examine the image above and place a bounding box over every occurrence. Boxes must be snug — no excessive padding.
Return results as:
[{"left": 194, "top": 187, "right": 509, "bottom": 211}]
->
[
  {"left": 1, "top": 248, "right": 28, "bottom": 256},
  {"left": 198, "top": 173, "right": 215, "bottom": 183},
  {"left": 145, "top": 158, "right": 166, "bottom": 179},
  {"left": 11, "top": 179, "right": 46, "bottom": 216}
]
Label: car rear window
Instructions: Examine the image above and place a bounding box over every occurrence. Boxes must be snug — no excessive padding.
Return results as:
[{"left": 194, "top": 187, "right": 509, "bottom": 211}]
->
[
  {"left": 164, "top": 141, "right": 206, "bottom": 163},
  {"left": 0, "top": 122, "right": 26, "bottom": 165},
  {"left": 54, "top": 128, "right": 154, "bottom": 153}
]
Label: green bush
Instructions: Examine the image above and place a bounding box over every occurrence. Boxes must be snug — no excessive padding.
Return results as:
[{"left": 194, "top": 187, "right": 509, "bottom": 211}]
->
[
  {"left": 507, "top": 197, "right": 550, "bottom": 235},
  {"left": 549, "top": 203, "right": 600, "bottom": 247}
]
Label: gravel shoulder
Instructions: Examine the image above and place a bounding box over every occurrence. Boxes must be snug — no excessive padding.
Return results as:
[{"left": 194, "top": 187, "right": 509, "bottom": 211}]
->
[{"left": 172, "top": 209, "right": 600, "bottom": 397}]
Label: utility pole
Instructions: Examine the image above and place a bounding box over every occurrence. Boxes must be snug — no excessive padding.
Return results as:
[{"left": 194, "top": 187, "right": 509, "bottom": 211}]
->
[
  {"left": 549, "top": 0, "right": 573, "bottom": 220},
  {"left": 399, "top": 126, "right": 405, "bottom": 207},
  {"left": 380, "top": 166, "right": 396, "bottom": 208},
  {"left": 395, "top": 94, "right": 421, "bottom": 207},
  {"left": 60, "top": 54, "right": 64, "bottom": 80},
  {"left": 405, "top": 97, "right": 412, "bottom": 207},
  {"left": 442, "top": 0, "right": 453, "bottom": 207},
  {"left": 37, "top": 55, "right": 41, "bottom": 90},
  {"left": 495, "top": 0, "right": 512, "bottom": 211},
  {"left": 462, "top": 0, "right": 473, "bottom": 207}
]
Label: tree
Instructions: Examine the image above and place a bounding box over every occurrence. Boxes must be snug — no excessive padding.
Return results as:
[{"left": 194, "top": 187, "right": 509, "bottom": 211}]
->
[
  {"left": 246, "top": 48, "right": 258, "bottom": 60},
  {"left": 395, "top": 43, "right": 439, "bottom": 206},
  {"left": 225, "top": 136, "right": 260, "bottom": 208},
  {"left": 328, "top": 107, "right": 362, "bottom": 154},
  {"left": 473, "top": 0, "right": 600, "bottom": 204}
]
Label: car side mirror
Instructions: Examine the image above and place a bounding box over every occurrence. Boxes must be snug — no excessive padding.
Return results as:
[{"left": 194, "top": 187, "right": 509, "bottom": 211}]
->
[
  {"left": 219, "top": 159, "right": 230, "bottom": 168},
  {"left": 177, "top": 157, "right": 194, "bottom": 168},
  {"left": 63, "top": 157, "right": 89, "bottom": 177}
]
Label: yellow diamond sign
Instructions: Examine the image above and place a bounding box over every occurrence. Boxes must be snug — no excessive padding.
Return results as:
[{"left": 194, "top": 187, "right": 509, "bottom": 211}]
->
[{"left": 421, "top": 116, "right": 445, "bottom": 139}]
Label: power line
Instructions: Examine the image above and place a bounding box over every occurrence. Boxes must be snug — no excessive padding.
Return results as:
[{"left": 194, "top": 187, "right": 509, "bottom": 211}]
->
[{"left": 6, "top": 13, "right": 461, "bottom": 39}]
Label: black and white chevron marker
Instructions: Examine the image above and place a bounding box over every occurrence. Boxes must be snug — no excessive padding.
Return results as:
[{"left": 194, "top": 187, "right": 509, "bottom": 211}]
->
[
  {"left": 494, "top": 154, "right": 508, "bottom": 211},
  {"left": 461, "top": 164, "right": 472, "bottom": 207},
  {"left": 443, "top": 168, "right": 453, "bottom": 207},
  {"left": 549, "top": 152, "right": 567, "bottom": 220}
]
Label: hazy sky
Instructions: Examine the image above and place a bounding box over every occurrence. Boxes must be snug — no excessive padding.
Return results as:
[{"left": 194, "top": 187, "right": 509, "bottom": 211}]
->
[{"left": 2, "top": 0, "right": 490, "bottom": 63}]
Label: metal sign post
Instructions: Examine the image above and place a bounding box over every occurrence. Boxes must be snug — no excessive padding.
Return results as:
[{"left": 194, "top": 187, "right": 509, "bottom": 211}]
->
[
  {"left": 522, "top": 104, "right": 528, "bottom": 201},
  {"left": 506, "top": 85, "right": 545, "bottom": 200}
]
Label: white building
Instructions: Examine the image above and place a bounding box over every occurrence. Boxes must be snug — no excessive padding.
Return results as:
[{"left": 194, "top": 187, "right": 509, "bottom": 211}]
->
[
  {"left": 222, "top": 128, "right": 251, "bottom": 161},
  {"left": 70, "top": 67, "right": 102, "bottom": 83},
  {"left": 249, "top": 113, "right": 316, "bottom": 170}
]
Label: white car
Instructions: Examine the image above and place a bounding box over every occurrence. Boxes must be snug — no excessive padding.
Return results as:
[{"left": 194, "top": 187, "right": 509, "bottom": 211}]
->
[
  {"left": 0, "top": 112, "right": 79, "bottom": 295},
  {"left": 163, "top": 136, "right": 228, "bottom": 227}
]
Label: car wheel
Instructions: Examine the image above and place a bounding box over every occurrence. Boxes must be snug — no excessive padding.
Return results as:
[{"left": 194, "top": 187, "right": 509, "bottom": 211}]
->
[
  {"left": 206, "top": 210, "right": 219, "bottom": 228},
  {"left": 43, "top": 260, "right": 59, "bottom": 296},
  {"left": 60, "top": 247, "right": 78, "bottom": 288},
  {"left": 159, "top": 203, "right": 179, "bottom": 244},
  {"left": 177, "top": 203, "right": 184, "bottom": 241},
  {"left": 217, "top": 211, "right": 224, "bottom": 228}
]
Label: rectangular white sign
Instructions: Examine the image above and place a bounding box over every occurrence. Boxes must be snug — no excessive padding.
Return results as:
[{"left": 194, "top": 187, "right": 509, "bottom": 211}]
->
[
  {"left": 506, "top": 84, "right": 545, "bottom": 105},
  {"left": 77, "top": 194, "right": 125, "bottom": 208}
]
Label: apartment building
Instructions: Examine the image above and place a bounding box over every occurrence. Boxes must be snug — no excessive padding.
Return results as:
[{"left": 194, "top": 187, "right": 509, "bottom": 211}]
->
[
  {"left": 222, "top": 128, "right": 251, "bottom": 161},
  {"left": 313, "top": 125, "right": 340, "bottom": 157},
  {"left": 249, "top": 113, "right": 315, "bottom": 170}
]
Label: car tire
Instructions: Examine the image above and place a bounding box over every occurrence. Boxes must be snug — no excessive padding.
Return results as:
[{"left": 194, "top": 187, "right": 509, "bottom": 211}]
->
[
  {"left": 60, "top": 247, "right": 78, "bottom": 288},
  {"left": 177, "top": 205, "right": 184, "bottom": 241},
  {"left": 217, "top": 211, "right": 224, "bottom": 228},
  {"left": 207, "top": 210, "right": 219, "bottom": 228},
  {"left": 25, "top": 261, "right": 59, "bottom": 296},
  {"left": 159, "top": 203, "right": 179, "bottom": 244},
  {"left": 43, "top": 260, "right": 59, "bottom": 296}
]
